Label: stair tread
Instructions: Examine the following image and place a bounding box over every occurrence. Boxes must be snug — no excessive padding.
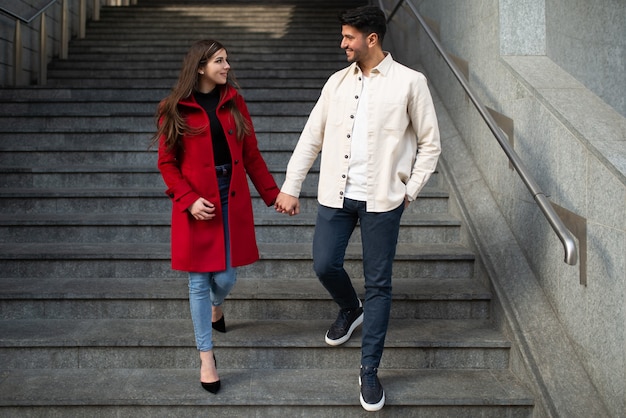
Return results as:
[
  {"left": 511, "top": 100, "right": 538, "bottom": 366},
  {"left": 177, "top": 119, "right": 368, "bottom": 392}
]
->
[
  {"left": 0, "top": 277, "right": 490, "bottom": 300},
  {"left": 0, "top": 87, "right": 323, "bottom": 102},
  {"left": 0, "top": 186, "right": 448, "bottom": 198},
  {"left": 0, "top": 165, "right": 159, "bottom": 172},
  {"left": 0, "top": 212, "right": 460, "bottom": 226},
  {"left": 0, "top": 318, "right": 507, "bottom": 348},
  {"left": 0, "top": 242, "right": 474, "bottom": 260},
  {"left": 0, "top": 368, "right": 533, "bottom": 407}
]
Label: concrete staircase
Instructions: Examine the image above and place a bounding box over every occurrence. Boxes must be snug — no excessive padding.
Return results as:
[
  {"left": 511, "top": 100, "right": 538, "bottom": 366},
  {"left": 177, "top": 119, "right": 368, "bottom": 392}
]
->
[{"left": 0, "top": 0, "right": 533, "bottom": 415}]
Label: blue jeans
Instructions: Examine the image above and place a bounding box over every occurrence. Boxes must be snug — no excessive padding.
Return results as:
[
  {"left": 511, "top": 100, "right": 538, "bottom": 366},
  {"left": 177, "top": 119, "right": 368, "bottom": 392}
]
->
[
  {"left": 313, "top": 198, "right": 404, "bottom": 368},
  {"left": 188, "top": 170, "right": 236, "bottom": 352}
]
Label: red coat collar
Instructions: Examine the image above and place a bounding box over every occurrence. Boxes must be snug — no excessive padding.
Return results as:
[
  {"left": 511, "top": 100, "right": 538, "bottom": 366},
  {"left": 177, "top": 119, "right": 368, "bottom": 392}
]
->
[{"left": 178, "top": 84, "right": 238, "bottom": 109}]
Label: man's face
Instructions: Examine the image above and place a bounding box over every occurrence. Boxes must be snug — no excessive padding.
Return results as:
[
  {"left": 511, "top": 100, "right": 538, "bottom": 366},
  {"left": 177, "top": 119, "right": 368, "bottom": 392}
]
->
[{"left": 340, "top": 25, "right": 370, "bottom": 63}]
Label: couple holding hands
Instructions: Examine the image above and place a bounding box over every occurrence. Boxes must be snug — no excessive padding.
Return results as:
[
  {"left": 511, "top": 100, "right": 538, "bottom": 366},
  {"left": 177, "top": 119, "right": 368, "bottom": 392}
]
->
[{"left": 153, "top": 6, "right": 440, "bottom": 411}]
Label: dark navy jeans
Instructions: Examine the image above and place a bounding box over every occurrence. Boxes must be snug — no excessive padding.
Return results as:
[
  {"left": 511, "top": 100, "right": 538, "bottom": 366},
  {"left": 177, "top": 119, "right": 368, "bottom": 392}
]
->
[{"left": 313, "top": 198, "right": 404, "bottom": 367}]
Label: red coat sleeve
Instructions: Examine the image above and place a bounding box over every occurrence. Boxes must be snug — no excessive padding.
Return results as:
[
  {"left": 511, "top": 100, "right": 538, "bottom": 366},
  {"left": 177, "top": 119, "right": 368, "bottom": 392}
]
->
[
  {"left": 157, "top": 133, "right": 200, "bottom": 213},
  {"left": 236, "top": 95, "right": 280, "bottom": 206}
]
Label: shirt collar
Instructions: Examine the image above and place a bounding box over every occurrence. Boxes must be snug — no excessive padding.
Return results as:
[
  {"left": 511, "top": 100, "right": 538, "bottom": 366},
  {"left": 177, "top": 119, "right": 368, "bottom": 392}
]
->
[{"left": 352, "top": 52, "right": 394, "bottom": 77}]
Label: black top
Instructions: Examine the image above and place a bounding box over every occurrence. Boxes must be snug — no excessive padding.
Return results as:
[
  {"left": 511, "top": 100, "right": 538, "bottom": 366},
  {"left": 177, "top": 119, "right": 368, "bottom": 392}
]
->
[{"left": 194, "top": 89, "right": 231, "bottom": 166}]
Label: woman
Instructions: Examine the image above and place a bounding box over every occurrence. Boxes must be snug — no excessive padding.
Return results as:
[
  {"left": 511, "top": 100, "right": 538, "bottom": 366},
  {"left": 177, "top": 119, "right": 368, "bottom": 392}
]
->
[{"left": 153, "top": 40, "right": 279, "bottom": 394}]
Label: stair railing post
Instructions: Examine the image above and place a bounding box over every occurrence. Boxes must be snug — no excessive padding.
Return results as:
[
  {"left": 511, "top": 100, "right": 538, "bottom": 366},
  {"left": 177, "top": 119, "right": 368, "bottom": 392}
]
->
[
  {"left": 79, "top": 0, "right": 86, "bottom": 39},
  {"left": 93, "top": 0, "right": 100, "bottom": 21},
  {"left": 61, "top": 0, "right": 69, "bottom": 59},
  {"left": 13, "top": 20, "right": 22, "bottom": 85},
  {"left": 39, "top": 12, "right": 47, "bottom": 85}
]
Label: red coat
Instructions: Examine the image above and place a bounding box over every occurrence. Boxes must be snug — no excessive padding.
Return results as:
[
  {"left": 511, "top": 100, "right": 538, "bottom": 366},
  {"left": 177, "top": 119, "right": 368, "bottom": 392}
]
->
[{"left": 158, "top": 85, "right": 279, "bottom": 272}]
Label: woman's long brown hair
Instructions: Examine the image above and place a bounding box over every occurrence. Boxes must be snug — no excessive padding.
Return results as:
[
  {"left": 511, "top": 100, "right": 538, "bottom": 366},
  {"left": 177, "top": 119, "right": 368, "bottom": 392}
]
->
[{"left": 151, "top": 40, "right": 251, "bottom": 152}]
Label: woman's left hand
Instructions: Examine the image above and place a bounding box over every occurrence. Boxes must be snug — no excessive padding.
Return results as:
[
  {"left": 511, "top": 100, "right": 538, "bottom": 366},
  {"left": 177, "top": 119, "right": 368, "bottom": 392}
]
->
[{"left": 188, "top": 197, "right": 216, "bottom": 220}]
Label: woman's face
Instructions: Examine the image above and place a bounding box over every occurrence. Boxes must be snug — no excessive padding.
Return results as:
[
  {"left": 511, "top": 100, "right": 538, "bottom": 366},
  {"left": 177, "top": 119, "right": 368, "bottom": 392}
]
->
[{"left": 197, "top": 48, "right": 230, "bottom": 93}]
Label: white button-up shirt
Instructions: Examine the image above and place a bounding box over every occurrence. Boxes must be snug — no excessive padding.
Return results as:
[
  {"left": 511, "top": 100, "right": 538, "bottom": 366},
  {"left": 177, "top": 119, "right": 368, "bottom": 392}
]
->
[{"left": 281, "top": 53, "right": 441, "bottom": 212}]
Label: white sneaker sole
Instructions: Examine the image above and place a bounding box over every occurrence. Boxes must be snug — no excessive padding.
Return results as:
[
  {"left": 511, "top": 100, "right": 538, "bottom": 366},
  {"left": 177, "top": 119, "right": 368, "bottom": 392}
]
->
[
  {"left": 359, "top": 376, "right": 385, "bottom": 411},
  {"left": 324, "top": 311, "right": 363, "bottom": 346}
]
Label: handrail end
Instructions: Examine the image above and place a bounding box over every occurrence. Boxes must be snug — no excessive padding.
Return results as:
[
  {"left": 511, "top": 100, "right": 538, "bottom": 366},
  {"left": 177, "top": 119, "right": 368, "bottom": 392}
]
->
[{"left": 563, "top": 237, "right": 578, "bottom": 266}]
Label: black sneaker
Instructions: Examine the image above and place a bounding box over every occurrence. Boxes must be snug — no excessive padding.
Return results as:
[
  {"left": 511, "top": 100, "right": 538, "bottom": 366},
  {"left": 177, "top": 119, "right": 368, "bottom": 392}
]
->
[
  {"left": 324, "top": 300, "right": 363, "bottom": 346},
  {"left": 359, "top": 365, "right": 385, "bottom": 411}
]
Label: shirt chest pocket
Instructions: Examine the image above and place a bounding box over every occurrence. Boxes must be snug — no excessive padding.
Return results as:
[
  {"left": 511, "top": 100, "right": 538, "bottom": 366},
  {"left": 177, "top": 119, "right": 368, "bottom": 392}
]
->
[{"left": 381, "top": 99, "right": 410, "bottom": 133}]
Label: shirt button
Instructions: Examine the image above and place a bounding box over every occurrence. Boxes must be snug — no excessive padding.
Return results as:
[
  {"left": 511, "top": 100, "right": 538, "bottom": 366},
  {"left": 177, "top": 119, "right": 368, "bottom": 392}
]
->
[
  {"left": 355, "top": 95, "right": 359, "bottom": 99},
  {"left": 339, "top": 191, "right": 344, "bottom": 195},
  {"left": 344, "top": 155, "right": 349, "bottom": 159},
  {"left": 347, "top": 134, "right": 351, "bottom": 139},
  {"left": 342, "top": 175, "right": 346, "bottom": 178},
  {"left": 350, "top": 115, "right": 354, "bottom": 119},
  {"left": 228, "top": 129, "right": 233, "bottom": 135}
]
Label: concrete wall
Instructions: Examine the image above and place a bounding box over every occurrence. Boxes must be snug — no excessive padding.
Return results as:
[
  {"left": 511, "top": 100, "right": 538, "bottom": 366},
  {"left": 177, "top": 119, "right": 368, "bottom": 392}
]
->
[
  {"left": 545, "top": 0, "right": 625, "bottom": 118},
  {"left": 379, "top": 0, "right": 625, "bottom": 416},
  {"left": 500, "top": 0, "right": 625, "bottom": 117}
]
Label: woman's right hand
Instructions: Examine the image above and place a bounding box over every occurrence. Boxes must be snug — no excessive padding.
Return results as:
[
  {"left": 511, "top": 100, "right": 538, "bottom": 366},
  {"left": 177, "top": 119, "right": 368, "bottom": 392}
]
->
[{"left": 188, "top": 198, "right": 216, "bottom": 221}]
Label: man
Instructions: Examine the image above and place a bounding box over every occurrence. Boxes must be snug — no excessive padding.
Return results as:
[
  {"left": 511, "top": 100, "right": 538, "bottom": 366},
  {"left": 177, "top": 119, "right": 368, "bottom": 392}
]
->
[{"left": 275, "top": 5, "right": 440, "bottom": 411}]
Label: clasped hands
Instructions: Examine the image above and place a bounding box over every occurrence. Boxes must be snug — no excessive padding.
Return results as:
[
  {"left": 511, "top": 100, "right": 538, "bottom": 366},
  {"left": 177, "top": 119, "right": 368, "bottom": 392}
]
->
[{"left": 274, "top": 192, "right": 300, "bottom": 216}]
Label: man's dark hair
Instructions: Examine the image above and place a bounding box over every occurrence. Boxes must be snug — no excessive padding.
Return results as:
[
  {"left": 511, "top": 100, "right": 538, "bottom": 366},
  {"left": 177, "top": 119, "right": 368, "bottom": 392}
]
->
[{"left": 339, "top": 5, "right": 387, "bottom": 42}]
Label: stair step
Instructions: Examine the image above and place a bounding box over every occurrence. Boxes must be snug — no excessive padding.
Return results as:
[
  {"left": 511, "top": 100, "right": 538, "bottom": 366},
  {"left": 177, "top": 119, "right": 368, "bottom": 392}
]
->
[
  {"left": 0, "top": 368, "right": 532, "bottom": 414},
  {"left": 0, "top": 132, "right": 300, "bottom": 150},
  {"left": 0, "top": 115, "right": 307, "bottom": 133},
  {"left": 0, "top": 147, "right": 294, "bottom": 166},
  {"left": 0, "top": 186, "right": 451, "bottom": 215},
  {"left": 0, "top": 212, "right": 460, "bottom": 244},
  {"left": 0, "top": 318, "right": 508, "bottom": 369},
  {"left": 0, "top": 165, "right": 327, "bottom": 189},
  {"left": 0, "top": 167, "right": 438, "bottom": 190},
  {"left": 63, "top": 45, "right": 343, "bottom": 55},
  {"left": 0, "top": 275, "right": 489, "bottom": 304},
  {"left": 0, "top": 101, "right": 316, "bottom": 117},
  {"left": 0, "top": 87, "right": 322, "bottom": 102},
  {"left": 4, "top": 166, "right": 447, "bottom": 191},
  {"left": 47, "top": 68, "right": 338, "bottom": 80},
  {"left": 43, "top": 78, "right": 330, "bottom": 89},
  {"left": 45, "top": 52, "right": 347, "bottom": 62},
  {"left": 0, "top": 275, "right": 490, "bottom": 321},
  {"left": 0, "top": 243, "right": 476, "bottom": 281},
  {"left": 0, "top": 88, "right": 168, "bottom": 102},
  {"left": 0, "top": 167, "right": 318, "bottom": 189},
  {"left": 69, "top": 38, "right": 342, "bottom": 47}
]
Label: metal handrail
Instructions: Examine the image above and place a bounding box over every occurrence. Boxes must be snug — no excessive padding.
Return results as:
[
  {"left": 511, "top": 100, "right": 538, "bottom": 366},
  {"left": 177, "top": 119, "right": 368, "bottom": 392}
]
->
[
  {"left": 0, "top": 1, "right": 58, "bottom": 23},
  {"left": 381, "top": 0, "right": 578, "bottom": 265}
]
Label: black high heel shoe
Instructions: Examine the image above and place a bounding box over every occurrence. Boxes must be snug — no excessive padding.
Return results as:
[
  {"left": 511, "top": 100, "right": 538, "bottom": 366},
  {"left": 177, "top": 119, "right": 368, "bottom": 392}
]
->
[
  {"left": 201, "top": 354, "right": 220, "bottom": 394},
  {"left": 212, "top": 314, "right": 226, "bottom": 333}
]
